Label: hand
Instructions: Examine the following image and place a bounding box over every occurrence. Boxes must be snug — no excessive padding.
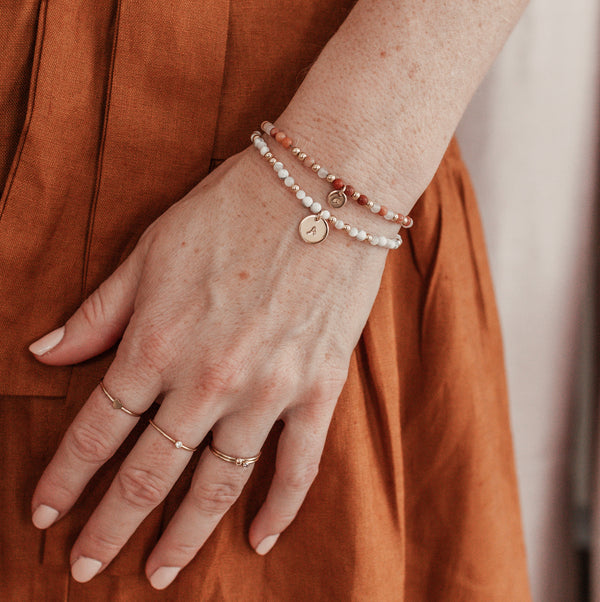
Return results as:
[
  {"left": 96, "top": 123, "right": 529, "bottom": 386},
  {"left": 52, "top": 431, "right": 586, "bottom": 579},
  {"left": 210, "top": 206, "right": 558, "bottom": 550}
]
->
[{"left": 29, "top": 145, "right": 390, "bottom": 589}]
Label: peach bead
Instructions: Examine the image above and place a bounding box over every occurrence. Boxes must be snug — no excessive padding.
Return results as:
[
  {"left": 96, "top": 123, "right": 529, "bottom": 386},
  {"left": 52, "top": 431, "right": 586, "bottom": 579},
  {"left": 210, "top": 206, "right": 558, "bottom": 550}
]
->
[
  {"left": 282, "top": 136, "right": 293, "bottom": 149},
  {"left": 379, "top": 206, "right": 388, "bottom": 216},
  {"left": 275, "top": 132, "right": 286, "bottom": 143}
]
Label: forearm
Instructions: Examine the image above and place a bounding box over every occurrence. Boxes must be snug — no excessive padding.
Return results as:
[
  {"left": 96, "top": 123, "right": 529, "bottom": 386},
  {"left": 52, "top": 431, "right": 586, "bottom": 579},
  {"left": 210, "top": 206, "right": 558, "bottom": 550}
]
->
[{"left": 277, "top": 0, "right": 528, "bottom": 216}]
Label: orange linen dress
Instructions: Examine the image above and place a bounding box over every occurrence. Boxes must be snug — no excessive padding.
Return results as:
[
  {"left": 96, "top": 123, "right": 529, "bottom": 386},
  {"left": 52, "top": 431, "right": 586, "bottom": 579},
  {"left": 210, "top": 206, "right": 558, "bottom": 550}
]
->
[{"left": 0, "top": 1, "right": 531, "bottom": 600}]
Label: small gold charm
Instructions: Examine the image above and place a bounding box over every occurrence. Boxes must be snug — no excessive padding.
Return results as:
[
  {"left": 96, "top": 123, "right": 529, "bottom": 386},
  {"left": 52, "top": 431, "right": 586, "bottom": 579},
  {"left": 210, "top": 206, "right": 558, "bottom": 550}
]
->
[
  {"left": 327, "top": 189, "right": 347, "bottom": 209},
  {"left": 299, "top": 215, "right": 329, "bottom": 244},
  {"left": 111, "top": 397, "right": 123, "bottom": 411}
]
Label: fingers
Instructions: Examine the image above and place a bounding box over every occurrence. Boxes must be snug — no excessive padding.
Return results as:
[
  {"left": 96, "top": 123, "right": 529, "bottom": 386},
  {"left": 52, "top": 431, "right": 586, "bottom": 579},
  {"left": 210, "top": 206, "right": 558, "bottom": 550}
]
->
[
  {"left": 28, "top": 242, "right": 146, "bottom": 365},
  {"left": 248, "top": 410, "right": 330, "bottom": 555},
  {"left": 144, "top": 414, "right": 270, "bottom": 590},
  {"left": 68, "top": 391, "right": 215, "bottom": 583},
  {"left": 31, "top": 361, "right": 163, "bottom": 530}
]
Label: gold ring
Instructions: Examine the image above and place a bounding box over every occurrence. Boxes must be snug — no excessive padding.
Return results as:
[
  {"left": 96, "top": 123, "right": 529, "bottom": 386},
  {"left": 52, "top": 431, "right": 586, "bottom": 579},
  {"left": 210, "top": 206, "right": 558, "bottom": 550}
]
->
[
  {"left": 99, "top": 379, "right": 142, "bottom": 417},
  {"left": 209, "top": 441, "right": 261, "bottom": 468},
  {"left": 148, "top": 419, "right": 198, "bottom": 452}
]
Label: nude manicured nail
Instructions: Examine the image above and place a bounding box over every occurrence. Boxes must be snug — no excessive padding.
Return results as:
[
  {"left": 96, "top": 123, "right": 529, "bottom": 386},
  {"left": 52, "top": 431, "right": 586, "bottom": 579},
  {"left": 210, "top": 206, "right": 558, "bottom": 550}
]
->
[
  {"left": 71, "top": 557, "right": 102, "bottom": 583},
  {"left": 255, "top": 534, "right": 279, "bottom": 555},
  {"left": 29, "top": 326, "right": 65, "bottom": 356},
  {"left": 32, "top": 504, "right": 59, "bottom": 529},
  {"left": 149, "top": 566, "right": 181, "bottom": 590}
]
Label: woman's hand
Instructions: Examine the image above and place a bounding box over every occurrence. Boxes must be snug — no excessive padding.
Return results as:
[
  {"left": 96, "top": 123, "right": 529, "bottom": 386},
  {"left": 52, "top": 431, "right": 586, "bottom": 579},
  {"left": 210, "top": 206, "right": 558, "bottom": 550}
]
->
[{"left": 28, "top": 145, "right": 390, "bottom": 589}]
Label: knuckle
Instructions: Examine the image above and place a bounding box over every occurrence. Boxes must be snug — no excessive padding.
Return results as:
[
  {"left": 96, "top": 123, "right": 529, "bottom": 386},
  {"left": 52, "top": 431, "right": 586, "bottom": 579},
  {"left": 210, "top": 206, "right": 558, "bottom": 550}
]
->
[
  {"left": 79, "top": 289, "right": 110, "bottom": 328},
  {"left": 69, "top": 422, "right": 114, "bottom": 465},
  {"left": 311, "top": 376, "right": 344, "bottom": 404},
  {"left": 129, "top": 326, "right": 177, "bottom": 377},
  {"left": 281, "top": 463, "right": 319, "bottom": 493},
  {"left": 190, "top": 479, "right": 244, "bottom": 516},
  {"left": 82, "top": 527, "right": 124, "bottom": 556},
  {"left": 199, "top": 359, "right": 246, "bottom": 397},
  {"left": 116, "top": 466, "right": 170, "bottom": 510}
]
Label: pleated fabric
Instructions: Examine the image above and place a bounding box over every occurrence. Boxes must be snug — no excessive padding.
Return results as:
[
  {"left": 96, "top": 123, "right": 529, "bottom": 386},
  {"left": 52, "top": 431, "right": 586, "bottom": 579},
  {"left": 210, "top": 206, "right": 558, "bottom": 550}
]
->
[{"left": 0, "top": 1, "right": 531, "bottom": 600}]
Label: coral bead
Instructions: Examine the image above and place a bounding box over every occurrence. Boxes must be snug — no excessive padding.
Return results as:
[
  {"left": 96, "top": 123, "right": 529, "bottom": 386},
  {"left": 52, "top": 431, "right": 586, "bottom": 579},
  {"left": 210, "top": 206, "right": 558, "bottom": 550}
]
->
[{"left": 332, "top": 178, "right": 345, "bottom": 190}]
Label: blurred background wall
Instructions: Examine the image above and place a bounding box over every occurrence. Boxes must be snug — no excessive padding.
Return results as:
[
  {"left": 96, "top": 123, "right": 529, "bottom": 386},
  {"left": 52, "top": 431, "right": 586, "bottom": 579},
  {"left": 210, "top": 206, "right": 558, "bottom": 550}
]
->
[{"left": 456, "top": 2, "right": 600, "bottom": 600}]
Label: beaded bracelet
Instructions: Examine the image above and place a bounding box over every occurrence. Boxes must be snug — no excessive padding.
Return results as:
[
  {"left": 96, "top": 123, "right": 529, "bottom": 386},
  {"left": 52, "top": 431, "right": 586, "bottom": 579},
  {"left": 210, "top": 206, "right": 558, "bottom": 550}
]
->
[
  {"left": 260, "top": 121, "right": 414, "bottom": 229},
  {"left": 251, "top": 132, "right": 402, "bottom": 250}
]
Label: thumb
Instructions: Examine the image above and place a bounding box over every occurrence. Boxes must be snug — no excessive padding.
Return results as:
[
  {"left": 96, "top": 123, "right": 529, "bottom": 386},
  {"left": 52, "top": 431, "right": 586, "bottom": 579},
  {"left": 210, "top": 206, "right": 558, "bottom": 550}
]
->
[{"left": 29, "top": 245, "right": 146, "bottom": 365}]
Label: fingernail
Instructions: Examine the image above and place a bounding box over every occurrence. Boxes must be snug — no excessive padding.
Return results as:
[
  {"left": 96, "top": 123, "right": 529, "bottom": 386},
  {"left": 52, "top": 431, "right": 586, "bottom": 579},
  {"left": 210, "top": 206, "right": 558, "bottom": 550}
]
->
[
  {"left": 71, "top": 556, "right": 102, "bottom": 583},
  {"left": 29, "top": 326, "right": 65, "bottom": 356},
  {"left": 149, "top": 566, "right": 181, "bottom": 590},
  {"left": 255, "top": 534, "right": 279, "bottom": 555},
  {"left": 32, "top": 504, "right": 59, "bottom": 529}
]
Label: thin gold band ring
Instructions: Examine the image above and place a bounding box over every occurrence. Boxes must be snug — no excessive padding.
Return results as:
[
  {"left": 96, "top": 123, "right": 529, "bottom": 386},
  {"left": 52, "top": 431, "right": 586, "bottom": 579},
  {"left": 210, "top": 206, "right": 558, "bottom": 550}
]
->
[
  {"left": 99, "top": 379, "right": 142, "bottom": 418},
  {"left": 148, "top": 419, "right": 198, "bottom": 452},
  {"left": 209, "top": 441, "right": 261, "bottom": 468}
]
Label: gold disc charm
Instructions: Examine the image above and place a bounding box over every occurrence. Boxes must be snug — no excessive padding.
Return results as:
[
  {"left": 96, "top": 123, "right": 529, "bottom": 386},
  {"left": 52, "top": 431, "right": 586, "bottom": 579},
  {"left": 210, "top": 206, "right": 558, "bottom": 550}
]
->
[
  {"left": 327, "top": 189, "right": 347, "bottom": 209},
  {"left": 299, "top": 215, "right": 329, "bottom": 244}
]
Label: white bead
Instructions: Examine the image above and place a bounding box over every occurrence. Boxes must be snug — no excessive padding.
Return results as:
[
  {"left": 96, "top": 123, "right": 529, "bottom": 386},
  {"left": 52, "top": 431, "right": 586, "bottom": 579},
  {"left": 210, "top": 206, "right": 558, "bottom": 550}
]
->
[
  {"left": 302, "top": 196, "right": 313, "bottom": 207},
  {"left": 277, "top": 169, "right": 289, "bottom": 179},
  {"left": 320, "top": 210, "right": 331, "bottom": 220},
  {"left": 284, "top": 176, "right": 295, "bottom": 187},
  {"left": 388, "top": 239, "right": 396, "bottom": 249},
  {"left": 335, "top": 220, "right": 345, "bottom": 230},
  {"left": 296, "top": 190, "right": 306, "bottom": 200},
  {"left": 273, "top": 162, "right": 283, "bottom": 171},
  {"left": 259, "top": 146, "right": 269, "bottom": 156},
  {"left": 348, "top": 227, "right": 358, "bottom": 237},
  {"left": 370, "top": 236, "right": 379, "bottom": 246},
  {"left": 378, "top": 237, "right": 388, "bottom": 247},
  {"left": 310, "top": 202, "right": 322, "bottom": 213},
  {"left": 384, "top": 210, "right": 394, "bottom": 220},
  {"left": 317, "top": 167, "right": 328, "bottom": 179},
  {"left": 356, "top": 230, "right": 367, "bottom": 241},
  {"left": 370, "top": 203, "right": 381, "bottom": 213},
  {"left": 264, "top": 122, "right": 274, "bottom": 135}
]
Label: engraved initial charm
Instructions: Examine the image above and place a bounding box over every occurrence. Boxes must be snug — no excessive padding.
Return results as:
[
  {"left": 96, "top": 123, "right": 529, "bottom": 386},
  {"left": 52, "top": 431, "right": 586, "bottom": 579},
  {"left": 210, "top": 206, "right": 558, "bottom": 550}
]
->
[
  {"left": 327, "top": 189, "right": 347, "bottom": 209},
  {"left": 299, "top": 215, "right": 329, "bottom": 244}
]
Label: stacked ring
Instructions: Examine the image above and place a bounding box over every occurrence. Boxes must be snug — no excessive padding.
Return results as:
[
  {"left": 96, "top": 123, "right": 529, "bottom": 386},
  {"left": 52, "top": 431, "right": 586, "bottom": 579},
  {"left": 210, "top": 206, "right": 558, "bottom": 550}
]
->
[
  {"left": 99, "top": 379, "right": 142, "bottom": 418},
  {"left": 209, "top": 441, "right": 261, "bottom": 468},
  {"left": 148, "top": 419, "right": 198, "bottom": 452}
]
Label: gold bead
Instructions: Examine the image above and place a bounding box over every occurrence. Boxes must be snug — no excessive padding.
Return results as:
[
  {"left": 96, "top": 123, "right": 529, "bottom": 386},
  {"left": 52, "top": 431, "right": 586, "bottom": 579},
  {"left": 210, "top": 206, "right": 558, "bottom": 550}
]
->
[
  {"left": 393, "top": 213, "right": 399, "bottom": 222},
  {"left": 264, "top": 152, "right": 273, "bottom": 160},
  {"left": 269, "top": 157, "right": 277, "bottom": 165},
  {"left": 291, "top": 147, "right": 301, "bottom": 156},
  {"left": 298, "top": 152, "right": 307, "bottom": 161},
  {"left": 367, "top": 234, "right": 373, "bottom": 242},
  {"left": 291, "top": 184, "right": 300, "bottom": 193},
  {"left": 352, "top": 192, "right": 360, "bottom": 201},
  {"left": 329, "top": 215, "right": 337, "bottom": 224},
  {"left": 367, "top": 201, "right": 374, "bottom": 208},
  {"left": 326, "top": 174, "right": 336, "bottom": 183},
  {"left": 344, "top": 224, "right": 352, "bottom": 232},
  {"left": 311, "top": 163, "right": 321, "bottom": 173}
]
